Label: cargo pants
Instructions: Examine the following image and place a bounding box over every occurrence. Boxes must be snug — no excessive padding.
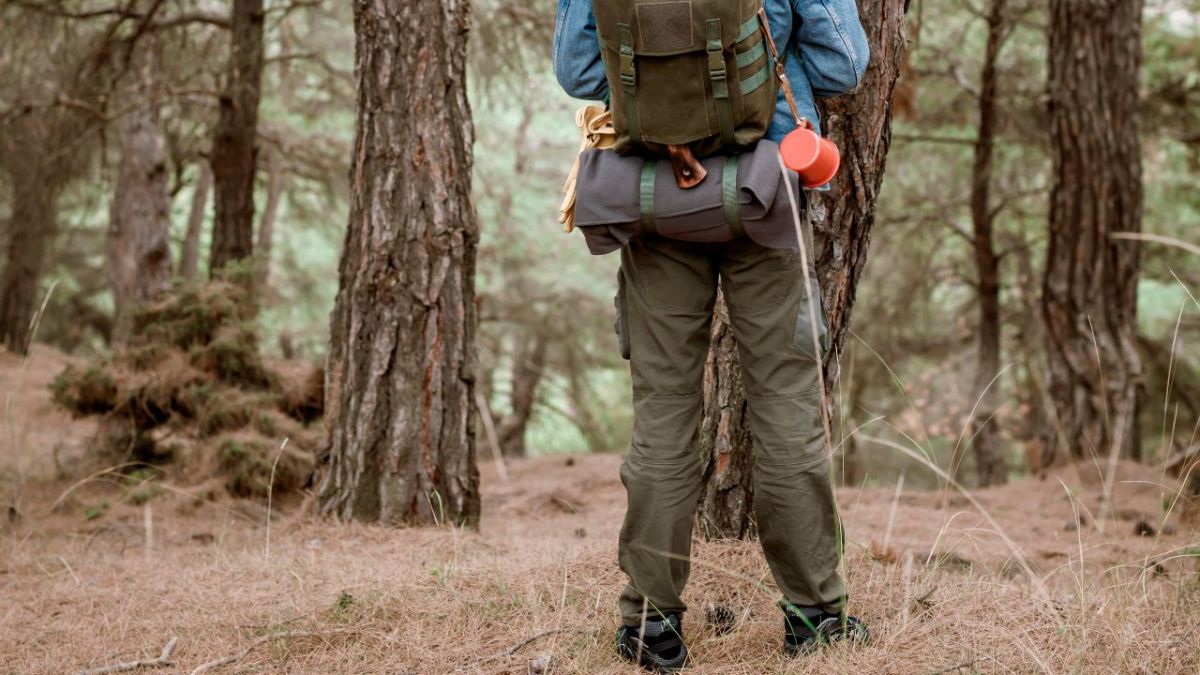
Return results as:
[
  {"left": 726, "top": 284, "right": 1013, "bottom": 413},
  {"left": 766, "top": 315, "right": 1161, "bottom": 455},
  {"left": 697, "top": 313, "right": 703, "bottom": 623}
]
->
[{"left": 613, "top": 228, "right": 847, "bottom": 625}]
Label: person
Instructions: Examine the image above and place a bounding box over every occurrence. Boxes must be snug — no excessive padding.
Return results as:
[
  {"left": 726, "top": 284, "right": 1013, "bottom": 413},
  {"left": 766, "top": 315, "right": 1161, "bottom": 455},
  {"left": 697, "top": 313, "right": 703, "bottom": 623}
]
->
[{"left": 553, "top": 0, "right": 872, "bottom": 670}]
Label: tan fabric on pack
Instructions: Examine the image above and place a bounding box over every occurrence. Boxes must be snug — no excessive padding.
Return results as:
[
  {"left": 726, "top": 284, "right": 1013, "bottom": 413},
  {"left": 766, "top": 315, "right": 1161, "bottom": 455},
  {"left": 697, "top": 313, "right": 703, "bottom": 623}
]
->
[{"left": 559, "top": 106, "right": 618, "bottom": 232}]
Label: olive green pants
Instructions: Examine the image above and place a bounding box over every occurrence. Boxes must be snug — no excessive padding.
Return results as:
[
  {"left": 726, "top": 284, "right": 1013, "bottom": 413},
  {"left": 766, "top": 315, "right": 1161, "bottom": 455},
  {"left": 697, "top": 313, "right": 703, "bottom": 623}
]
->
[{"left": 614, "top": 234, "right": 846, "bottom": 625}]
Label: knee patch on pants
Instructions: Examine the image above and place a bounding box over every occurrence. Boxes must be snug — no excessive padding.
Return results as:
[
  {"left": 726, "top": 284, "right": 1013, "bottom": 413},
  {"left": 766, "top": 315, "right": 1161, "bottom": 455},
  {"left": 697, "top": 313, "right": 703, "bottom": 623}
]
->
[
  {"left": 747, "top": 389, "right": 825, "bottom": 468},
  {"left": 629, "top": 393, "right": 703, "bottom": 466}
]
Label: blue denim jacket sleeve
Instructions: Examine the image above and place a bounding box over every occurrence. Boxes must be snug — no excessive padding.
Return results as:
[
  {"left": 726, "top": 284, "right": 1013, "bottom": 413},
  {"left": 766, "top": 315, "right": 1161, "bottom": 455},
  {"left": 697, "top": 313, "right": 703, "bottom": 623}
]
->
[
  {"left": 792, "top": 0, "right": 870, "bottom": 97},
  {"left": 553, "top": 0, "right": 609, "bottom": 101}
]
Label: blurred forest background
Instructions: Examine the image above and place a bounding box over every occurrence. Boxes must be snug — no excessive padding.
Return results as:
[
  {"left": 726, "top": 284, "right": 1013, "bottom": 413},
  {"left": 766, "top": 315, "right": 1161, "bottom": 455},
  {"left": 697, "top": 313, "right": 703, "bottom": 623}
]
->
[{"left": 1, "top": 0, "right": 1198, "bottom": 495}]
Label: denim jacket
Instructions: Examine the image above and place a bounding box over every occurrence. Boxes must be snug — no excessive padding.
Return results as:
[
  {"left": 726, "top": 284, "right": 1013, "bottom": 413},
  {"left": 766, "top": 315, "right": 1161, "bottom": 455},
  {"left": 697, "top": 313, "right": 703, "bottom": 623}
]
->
[{"left": 552, "top": 0, "right": 870, "bottom": 139}]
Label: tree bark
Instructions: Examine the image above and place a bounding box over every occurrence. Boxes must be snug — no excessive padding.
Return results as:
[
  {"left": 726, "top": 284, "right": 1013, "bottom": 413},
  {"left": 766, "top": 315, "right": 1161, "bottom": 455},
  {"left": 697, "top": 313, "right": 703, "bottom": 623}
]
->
[
  {"left": 1041, "top": 0, "right": 1143, "bottom": 468},
  {"left": 495, "top": 330, "right": 548, "bottom": 457},
  {"left": 256, "top": 145, "right": 284, "bottom": 287},
  {"left": 0, "top": 181, "right": 54, "bottom": 354},
  {"left": 698, "top": 0, "right": 909, "bottom": 538},
  {"left": 179, "top": 161, "right": 211, "bottom": 281},
  {"left": 106, "top": 34, "right": 173, "bottom": 347},
  {"left": 698, "top": 297, "right": 756, "bottom": 539},
  {"left": 960, "top": 0, "right": 1009, "bottom": 488},
  {"left": 209, "top": 0, "right": 264, "bottom": 274},
  {"left": 315, "top": 0, "right": 480, "bottom": 527}
]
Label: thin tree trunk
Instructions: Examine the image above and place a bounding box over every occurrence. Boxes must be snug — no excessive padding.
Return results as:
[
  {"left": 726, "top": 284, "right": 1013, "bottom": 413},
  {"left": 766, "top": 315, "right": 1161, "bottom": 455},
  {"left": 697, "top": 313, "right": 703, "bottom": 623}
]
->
[
  {"left": 209, "top": 0, "right": 264, "bottom": 274},
  {"left": 840, "top": 347, "right": 868, "bottom": 485},
  {"left": 961, "top": 0, "right": 1009, "bottom": 488},
  {"left": 0, "top": 182, "right": 54, "bottom": 354},
  {"left": 256, "top": 145, "right": 284, "bottom": 287},
  {"left": 1041, "top": 0, "right": 1143, "bottom": 475},
  {"left": 698, "top": 0, "right": 909, "bottom": 538},
  {"left": 180, "top": 162, "right": 211, "bottom": 281},
  {"left": 106, "top": 35, "right": 173, "bottom": 347},
  {"left": 564, "top": 341, "right": 610, "bottom": 452},
  {"left": 495, "top": 330, "right": 548, "bottom": 457},
  {"left": 315, "top": 0, "right": 480, "bottom": 526}
]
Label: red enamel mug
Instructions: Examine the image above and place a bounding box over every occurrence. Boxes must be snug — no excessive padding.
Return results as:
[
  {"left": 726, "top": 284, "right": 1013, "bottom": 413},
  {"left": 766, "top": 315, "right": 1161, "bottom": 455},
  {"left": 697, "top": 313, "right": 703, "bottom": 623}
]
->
[{"left": 780, "top": 126, "right": 841, "bottom": 188}]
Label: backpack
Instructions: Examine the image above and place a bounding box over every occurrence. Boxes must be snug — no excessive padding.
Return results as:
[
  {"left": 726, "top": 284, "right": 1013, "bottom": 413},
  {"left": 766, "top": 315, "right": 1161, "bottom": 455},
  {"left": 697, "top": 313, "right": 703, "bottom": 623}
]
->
[{"left": 593, "top": 0, "right": 779, "bottom": 160}]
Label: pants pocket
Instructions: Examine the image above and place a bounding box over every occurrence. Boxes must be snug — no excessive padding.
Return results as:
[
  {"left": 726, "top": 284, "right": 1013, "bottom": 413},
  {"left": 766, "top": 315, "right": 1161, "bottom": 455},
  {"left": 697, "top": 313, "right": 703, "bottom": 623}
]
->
[
  {"left": 791, "top": 276, "right": 830, "bottom": 362},
  {"left": 615, "top": 270, "right": 631, "bottom": 360}
]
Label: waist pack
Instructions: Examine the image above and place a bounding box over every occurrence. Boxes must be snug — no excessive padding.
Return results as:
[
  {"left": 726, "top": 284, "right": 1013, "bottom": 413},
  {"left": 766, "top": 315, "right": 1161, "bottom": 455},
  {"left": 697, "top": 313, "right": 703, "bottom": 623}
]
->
[
  {"left": 572, "top": 140, "right": 803, "bottom": 255},
  {"left": 594, "top": 0, "right": 779, "bottom": 159}
]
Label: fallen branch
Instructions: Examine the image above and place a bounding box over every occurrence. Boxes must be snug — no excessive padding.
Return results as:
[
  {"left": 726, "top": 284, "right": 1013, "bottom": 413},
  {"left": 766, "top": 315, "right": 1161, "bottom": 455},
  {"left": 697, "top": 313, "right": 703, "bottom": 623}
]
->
[
  {"left": 474, "top": 629, "right": 573, "bottom": 666},
  {"left": 78, "top": 636, "right": 178, "bottom": 675},
  {"left": 189, "top": 631, "right": 316, "bottom": 674},
  {"left": 928, "top": 657, "right": 992, "bottom": 675}
]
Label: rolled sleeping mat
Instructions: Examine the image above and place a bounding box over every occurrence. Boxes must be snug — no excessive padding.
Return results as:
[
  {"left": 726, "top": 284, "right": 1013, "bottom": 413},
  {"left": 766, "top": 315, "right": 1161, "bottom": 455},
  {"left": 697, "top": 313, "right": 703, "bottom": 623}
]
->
[{"left": 572, "top": 140, "right": 803, "bottom": 256}]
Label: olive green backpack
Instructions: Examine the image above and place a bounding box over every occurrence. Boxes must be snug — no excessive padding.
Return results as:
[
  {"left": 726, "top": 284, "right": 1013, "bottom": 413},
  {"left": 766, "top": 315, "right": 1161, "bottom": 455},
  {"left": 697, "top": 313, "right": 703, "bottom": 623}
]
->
[{"left": 593, "top": 0, "right": 779, "bottom": 159}]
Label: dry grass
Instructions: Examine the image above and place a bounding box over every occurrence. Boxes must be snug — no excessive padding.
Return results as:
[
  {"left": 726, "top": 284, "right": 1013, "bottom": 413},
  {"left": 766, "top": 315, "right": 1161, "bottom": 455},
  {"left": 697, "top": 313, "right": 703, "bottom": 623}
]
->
[
  {"left": 3, "top": 349, "right": 1199, "bottom": 674},
  {"left": 0, "top": 453, "right": 1196, "bottom": 674}
]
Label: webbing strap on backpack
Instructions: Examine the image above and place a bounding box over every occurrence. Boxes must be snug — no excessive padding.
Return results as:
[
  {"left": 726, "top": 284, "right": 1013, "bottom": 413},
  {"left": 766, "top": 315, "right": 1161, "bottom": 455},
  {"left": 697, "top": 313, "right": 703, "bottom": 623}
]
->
[
  {"left": 705, "top": 19, "right": 735, "bottom": 147},
  {"left": 639, "top": 160, "right": 658, "bottom": 233},
  {"left": 618, "top": 24, "right": 641, "bottom": 144},
  {"left": 722, "top": 155, "right": 745, "bottom": 238}
]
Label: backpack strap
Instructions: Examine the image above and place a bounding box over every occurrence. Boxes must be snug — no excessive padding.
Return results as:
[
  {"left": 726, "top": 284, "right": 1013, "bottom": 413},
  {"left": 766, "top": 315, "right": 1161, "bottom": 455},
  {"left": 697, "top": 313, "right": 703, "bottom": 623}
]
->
[
  {"left": 618, "top": 24, "right": 642, "bottom": 144},
  {"left": 705, "top": 19, "right": 736, "bottom": 146},
  {"left": 639, "top": 159, "right": 658, "bottom": 234},
  {"left": 722, "top": 155, "right": 746, "bottom": 238},
  {"left": 756, "top": 8, "right": 810, "bottom": 129}
]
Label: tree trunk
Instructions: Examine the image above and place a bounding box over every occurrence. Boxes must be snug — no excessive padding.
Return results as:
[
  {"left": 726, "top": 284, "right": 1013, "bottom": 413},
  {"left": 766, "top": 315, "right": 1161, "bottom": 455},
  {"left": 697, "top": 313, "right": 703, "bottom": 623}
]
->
[
  {"left": 209, "top": 0, "right": 264, "bottom": 274},
  {"left": 1041, "top": 0, "right": 1143, "bottom": 469},
  {"left": 839, "top": 348, "right": 868, "bottom": 485},
  {"left": 0, "top": 181, "right": 54, "bottom": 354},
  {"left": 960, "top": 0, "right": 1009, "bottom": 488},
  {"left": 697, "top": 0, "right": 909, "bottom": 538},
  {"left": 564, "top": 341, "right": 611, "bottom": 453},
  {"left": 106, "top": 35, "right": 173, "bottom": 347},
  {"left": 495, "top": 330, "right": 548, "bottom": 457},
  {"left": 180, "top": 162, "right": 211, "bottom": 281},
  {"left": 698, "top": 297, "right": 756, "bottom": 539},
  {"left": 255, "top": 145, "right": 284, "bottom": 288},
  {"left": 315, "top": 0, "right": 480, "bottom": 526}
]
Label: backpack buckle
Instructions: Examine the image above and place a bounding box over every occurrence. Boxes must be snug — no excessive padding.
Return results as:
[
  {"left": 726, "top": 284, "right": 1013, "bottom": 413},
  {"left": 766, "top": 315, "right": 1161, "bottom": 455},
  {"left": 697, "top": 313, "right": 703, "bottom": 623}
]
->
[{"left": 707, "top": 49, "right": 727, "bottom": 81}]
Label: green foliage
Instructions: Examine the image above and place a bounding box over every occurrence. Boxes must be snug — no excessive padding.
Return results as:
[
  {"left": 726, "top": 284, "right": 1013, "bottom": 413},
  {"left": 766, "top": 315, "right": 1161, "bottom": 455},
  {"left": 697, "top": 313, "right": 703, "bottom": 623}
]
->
[{"left": 83, "top": 501, "right": 110, "bottom": 521}]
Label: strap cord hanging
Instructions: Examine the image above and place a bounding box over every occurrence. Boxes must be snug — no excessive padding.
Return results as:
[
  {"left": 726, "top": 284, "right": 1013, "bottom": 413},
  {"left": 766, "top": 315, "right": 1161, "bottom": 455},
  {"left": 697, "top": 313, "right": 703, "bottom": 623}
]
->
[{"left": 756, "top": 8, "right": 812, "bottom": 130}]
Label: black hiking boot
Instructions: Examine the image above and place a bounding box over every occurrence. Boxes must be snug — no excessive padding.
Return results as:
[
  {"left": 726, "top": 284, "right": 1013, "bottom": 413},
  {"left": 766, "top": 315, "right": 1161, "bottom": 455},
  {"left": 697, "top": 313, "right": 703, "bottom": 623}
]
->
[
  {"left": 616, "top": 612, "right": 689, "bottom": 671},
  {"left": 783, "top": 606, "right": 869, "bottom": 656}
]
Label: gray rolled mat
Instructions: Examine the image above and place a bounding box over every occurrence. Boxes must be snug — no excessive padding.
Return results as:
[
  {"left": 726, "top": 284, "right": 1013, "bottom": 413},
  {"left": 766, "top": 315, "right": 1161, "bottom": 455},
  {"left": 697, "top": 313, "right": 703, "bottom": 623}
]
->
[{"left": 573, "top": 140, "right": 803, "bottom": 255}]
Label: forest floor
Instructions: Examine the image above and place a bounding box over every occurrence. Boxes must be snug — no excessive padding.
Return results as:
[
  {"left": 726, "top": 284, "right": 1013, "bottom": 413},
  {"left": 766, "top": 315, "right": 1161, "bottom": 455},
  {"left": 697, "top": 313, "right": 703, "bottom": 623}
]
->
[{"left": 2, "top": 347, "right": 1199, "bottom": 674}]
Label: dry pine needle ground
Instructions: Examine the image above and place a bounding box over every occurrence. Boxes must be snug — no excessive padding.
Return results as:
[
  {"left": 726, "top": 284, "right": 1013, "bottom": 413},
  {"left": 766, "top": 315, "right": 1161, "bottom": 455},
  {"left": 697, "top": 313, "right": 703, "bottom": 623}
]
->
[{"left": 2, "top": 350, "right": 1199, "bottom": 674}]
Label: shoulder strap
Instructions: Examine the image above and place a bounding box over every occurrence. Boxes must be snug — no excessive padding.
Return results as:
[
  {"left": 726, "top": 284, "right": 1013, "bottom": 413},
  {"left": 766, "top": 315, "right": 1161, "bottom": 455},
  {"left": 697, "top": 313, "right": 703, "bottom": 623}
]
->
[{"left": 756, "top": 8, "right": 812, "bottom": 130}]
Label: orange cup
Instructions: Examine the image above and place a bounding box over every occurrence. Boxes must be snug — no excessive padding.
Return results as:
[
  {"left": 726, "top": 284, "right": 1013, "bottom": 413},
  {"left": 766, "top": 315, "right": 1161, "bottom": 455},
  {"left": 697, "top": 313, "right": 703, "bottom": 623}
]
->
[{"left": 779, "top": 127, "right": 841, "bottom": 188}]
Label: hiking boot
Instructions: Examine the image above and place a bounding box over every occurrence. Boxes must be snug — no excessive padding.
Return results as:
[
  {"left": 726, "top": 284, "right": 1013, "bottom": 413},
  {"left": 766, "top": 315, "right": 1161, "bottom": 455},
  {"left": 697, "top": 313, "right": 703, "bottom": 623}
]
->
[
  {"left": 616, "top": 612, "right": 688, "bottom": 671},
  {"left": 783, "top": 606, "right": 869, "bottom": 655}
]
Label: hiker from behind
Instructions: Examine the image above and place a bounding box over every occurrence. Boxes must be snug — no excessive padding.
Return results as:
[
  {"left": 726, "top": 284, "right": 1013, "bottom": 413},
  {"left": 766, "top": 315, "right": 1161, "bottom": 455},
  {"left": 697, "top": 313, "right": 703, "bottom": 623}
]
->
[{"left": 554, "top": 0, "right": 871, "bottom": 670}]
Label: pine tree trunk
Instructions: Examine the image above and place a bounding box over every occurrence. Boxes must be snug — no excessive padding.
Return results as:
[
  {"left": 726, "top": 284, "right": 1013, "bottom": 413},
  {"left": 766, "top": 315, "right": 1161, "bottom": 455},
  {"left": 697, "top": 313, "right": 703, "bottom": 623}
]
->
[
  {"left": 180, "top": 162, "right": 211, "bottom": 281},
  {"left": 496, "top": 330, "right": 548, "bottom": 458},
  {"left": 0, "top": 181, "right": 53, "bottom": 355},
  {"left": 209, "top": 0, "right": 264, "bottom": 274},
  {"left": 315, "top": 0, "right": 480, "bottom": 526},
  {"left": 698, "top": 0, "right": 909, "bottom": 538},
  {"left": 698, "top": 297, "right": 756, "bottom": 539},
  {"left": 962, "top": 0, "right": 1009, "bottom": 488},
  {"left": 564, "top": 342, "right": 611, "bottom": 453},
  {"left": 107, "top": 35, "right": 173, "bottom": 347},
  {"left": 1041, "top": 0, "right": 1143, "bottom": 468},
  {"left": 256, "top": 146, "right": 284, "bottom": 288}
]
